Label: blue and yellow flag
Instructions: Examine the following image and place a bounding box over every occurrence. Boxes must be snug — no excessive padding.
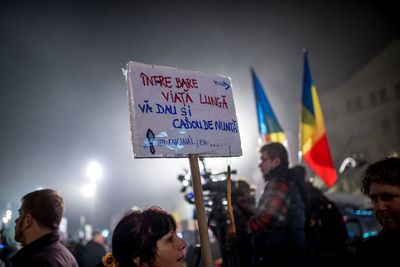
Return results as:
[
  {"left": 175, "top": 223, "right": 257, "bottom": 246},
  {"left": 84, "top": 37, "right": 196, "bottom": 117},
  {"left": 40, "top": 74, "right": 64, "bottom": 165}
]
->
[
  {"left": 251, "top": 68, "right": 286, "bottom": 144},
  {"left": 300, "top": 52, "right": 337, "bottom": 188}
]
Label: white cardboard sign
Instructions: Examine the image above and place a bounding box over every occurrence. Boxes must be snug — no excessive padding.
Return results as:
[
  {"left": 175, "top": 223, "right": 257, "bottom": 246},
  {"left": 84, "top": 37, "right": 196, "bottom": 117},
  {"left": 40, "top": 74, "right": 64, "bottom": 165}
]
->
[{"left": 125, "top": 61, "right": 242, "bottom": 158}]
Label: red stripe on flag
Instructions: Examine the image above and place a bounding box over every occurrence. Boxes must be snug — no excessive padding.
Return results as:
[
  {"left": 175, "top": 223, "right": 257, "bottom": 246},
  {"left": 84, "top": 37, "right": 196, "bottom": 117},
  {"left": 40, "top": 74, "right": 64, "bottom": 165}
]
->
[{"left": 303, "top": 134, "right": 337, "bottom": 187}]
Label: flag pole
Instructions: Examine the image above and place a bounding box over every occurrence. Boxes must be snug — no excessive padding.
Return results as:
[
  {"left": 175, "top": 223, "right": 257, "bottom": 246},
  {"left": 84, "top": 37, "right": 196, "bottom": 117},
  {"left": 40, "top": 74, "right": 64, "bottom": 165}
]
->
[
  {"left": 298, "top": 48, "right": 308, "bottom": 165},
  {"left": 189, "top": 154, "right": 213, "bottom": 267}
]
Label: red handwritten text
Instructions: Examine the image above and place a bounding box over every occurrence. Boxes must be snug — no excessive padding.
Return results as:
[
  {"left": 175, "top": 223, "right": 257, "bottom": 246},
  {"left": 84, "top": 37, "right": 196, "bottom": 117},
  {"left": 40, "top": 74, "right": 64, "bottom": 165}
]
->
[
  {"left": 175, "top": 78, "right": 198, "bottom": 90},
  {"left": 140, "top": 73, "right": 172, "bottom": 88},
  {"left": 161, "top": 90, "right": 193, "bottom": 106},
  {"left": 199, "top": 94, "right": 228, "bottom": 109}
]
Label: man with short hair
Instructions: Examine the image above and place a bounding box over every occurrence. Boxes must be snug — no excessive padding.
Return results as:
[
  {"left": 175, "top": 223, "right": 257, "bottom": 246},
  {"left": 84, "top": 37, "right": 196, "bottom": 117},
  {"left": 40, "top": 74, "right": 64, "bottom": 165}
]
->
[
  {"left": 355, "top": 157, "right": 400, "bottom": 266},
  {"left": 249, "top": 142, "right": 308, "bottom": 267},
  {"left": 11, "top": 189, "right": 78, "bottom": 267}
]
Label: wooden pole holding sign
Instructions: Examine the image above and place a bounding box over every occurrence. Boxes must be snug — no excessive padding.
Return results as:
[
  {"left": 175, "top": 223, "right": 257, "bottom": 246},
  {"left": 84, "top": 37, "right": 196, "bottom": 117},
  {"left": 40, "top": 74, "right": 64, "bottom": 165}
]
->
[{"left": 189, "top": 154, "right": 213, "bottom": 267}]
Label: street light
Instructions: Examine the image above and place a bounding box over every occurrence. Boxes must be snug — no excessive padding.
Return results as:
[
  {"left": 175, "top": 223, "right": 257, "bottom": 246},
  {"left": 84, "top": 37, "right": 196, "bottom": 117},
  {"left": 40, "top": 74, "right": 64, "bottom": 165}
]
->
[
  {"left": 339, "top": 157, "right": 357, "bottom": 174},
  {"left": 78, "top": 160, "right": 104, "bottom": 241},
  {"left": 81, "top": 183, "right": 97, "bottom": 198},
  {"left": 1, "top": 209, "right": 12, "bottom": 224},
  {"left": 81, "top": 161, "right": 102, "bottom": 198},
  {"left": 1, "top": 203, "right": 12, "bottom": 225},
  {"left": 86, "top": 161, "right": 103, "bottom": 183}
]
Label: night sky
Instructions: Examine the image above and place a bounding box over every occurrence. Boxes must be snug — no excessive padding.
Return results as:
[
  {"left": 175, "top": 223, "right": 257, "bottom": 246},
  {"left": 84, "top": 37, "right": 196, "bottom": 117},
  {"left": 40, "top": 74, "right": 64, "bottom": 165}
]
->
[{"left": 1, "top": 0, "right": 399, "bottom": 233}]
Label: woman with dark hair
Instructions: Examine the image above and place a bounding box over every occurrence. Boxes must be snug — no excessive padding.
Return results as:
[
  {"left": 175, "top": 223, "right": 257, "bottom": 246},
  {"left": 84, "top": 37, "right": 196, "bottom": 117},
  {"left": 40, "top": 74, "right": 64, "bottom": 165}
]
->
[{"left": 97, "top": 207, "right": 186, "bottom": 267}]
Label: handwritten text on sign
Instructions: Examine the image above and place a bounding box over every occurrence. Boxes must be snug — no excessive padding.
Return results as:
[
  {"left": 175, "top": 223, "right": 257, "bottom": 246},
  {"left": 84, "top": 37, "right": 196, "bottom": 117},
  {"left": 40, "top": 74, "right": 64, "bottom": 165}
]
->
[{"left": 125, "top": 62, "right": 242, "bottom": 158}]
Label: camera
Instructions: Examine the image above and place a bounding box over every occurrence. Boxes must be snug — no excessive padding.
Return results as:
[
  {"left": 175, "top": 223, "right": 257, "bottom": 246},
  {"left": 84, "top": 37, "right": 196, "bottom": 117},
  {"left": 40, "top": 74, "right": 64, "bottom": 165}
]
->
[{"left": 177, "top": 158, "right": 255, "bottom": 267}]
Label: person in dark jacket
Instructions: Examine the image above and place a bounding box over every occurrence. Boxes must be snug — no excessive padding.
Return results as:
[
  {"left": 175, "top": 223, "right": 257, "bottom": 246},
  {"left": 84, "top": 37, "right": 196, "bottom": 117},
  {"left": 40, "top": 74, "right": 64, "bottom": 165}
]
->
[
  {"left": 82, "top": 230, "right": 108, "bottom": 267},
  {"left": 355, "top": 157, "right": 400, "bottom": 267},
  {"left": 11, "top": 188, "right": 78, "bottom": 267},
  {"left": 291, "top": 165, "right": 348, "bottom": 267},
  {"left": 249, "top": 143, "right": 309, "bottom": 267}
]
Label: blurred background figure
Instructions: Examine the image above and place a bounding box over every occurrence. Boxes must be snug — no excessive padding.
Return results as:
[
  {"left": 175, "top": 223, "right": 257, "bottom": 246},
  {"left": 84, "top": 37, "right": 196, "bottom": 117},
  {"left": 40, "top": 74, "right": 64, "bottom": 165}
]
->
[
  {"left": 291, "top": 165, "right": 348, "bottom": 267},
  {"left": 0, "top": 226, "right": 18, "bottom": 267},
  {"left": 81, "top": 229, "right": 109, "bottom": 267},
  {"left": 229, "top": 180, "right": 255, "bottom": 267}
]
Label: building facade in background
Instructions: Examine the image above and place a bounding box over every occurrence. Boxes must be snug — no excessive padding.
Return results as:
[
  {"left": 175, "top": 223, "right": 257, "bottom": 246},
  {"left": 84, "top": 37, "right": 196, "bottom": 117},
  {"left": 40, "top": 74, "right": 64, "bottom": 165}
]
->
[{"left": 320, "top": 40, "right": 400, "bottom": 196}]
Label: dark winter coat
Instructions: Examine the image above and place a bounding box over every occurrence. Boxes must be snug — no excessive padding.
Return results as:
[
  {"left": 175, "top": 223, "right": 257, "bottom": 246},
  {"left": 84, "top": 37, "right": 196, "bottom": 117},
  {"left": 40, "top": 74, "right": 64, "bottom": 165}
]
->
[
  {"left": 82, "top": 240, "right": 107, "bottom": 267},
  {"left": 10, "top": 232, "right": 78, "bottom": 267},
  {"left": 354, "top": 230, "right": 400, "bottom": 267}
]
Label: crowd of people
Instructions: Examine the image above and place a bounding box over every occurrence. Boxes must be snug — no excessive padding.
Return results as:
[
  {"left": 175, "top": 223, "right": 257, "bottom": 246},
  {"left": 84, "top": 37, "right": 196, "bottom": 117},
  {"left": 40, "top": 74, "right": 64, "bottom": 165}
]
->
[{"left": 0, "top": 142, "right": 399, "bottom": 267}]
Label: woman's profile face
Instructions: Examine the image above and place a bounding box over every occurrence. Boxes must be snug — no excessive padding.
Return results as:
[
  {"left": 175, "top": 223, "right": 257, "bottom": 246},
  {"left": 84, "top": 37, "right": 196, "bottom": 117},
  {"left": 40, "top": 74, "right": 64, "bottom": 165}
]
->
[{"left": 153, "top": 230, "right": 186, "bottom": 267}]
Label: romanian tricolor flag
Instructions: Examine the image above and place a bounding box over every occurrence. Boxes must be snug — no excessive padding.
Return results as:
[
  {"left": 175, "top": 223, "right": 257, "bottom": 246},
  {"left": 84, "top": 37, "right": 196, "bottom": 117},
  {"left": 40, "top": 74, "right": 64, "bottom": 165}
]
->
[
  {"left": 300, "top": 52, "right": 337, "bottom": 188},
  {"left": 251, "top": 68, "right": 286, "bottom": 144}
]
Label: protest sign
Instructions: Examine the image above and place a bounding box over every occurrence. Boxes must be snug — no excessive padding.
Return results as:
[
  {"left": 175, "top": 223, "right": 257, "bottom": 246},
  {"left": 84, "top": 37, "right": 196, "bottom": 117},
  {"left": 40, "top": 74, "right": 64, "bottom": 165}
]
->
[
  {"left": 125, "top": 61, "right": 242, "bottom": 158},
  {"left": 124, "top": 61, "right": 242, "bottom": 267}
]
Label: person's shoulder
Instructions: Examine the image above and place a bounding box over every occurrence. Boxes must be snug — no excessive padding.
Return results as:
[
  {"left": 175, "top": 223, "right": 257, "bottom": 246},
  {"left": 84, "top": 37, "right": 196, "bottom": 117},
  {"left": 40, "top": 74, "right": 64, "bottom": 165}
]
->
[
  {"left": 84, "top": 240, "right": 107, "bottom": 253},
  {"left": 84, "top": 240, "right": 96, "bottom": 248},
  {"left": 41, "top": 241, "right": 78, "bottom": 261},
  {"left": 267, "top": 178, "right": 290, "bottom": 193},
  {"left": 269, "top": 176, "right": 289, "bottom": 185}
]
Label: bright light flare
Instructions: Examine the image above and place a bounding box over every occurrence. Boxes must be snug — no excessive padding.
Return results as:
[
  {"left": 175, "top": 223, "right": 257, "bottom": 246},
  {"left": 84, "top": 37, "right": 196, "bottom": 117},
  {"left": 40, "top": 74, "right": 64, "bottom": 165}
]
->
[
  {"left": 86, "top": 161, "right": 103, "bottom": 182},
  {"left": 102, "top": 229, "right": 109, "bottom": 238},
  {"left": 81, "top": 183, "right": 97, "bottom": 198},
  {"left": 2, "top": 209, "right": 12, "bottom": 224}
]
